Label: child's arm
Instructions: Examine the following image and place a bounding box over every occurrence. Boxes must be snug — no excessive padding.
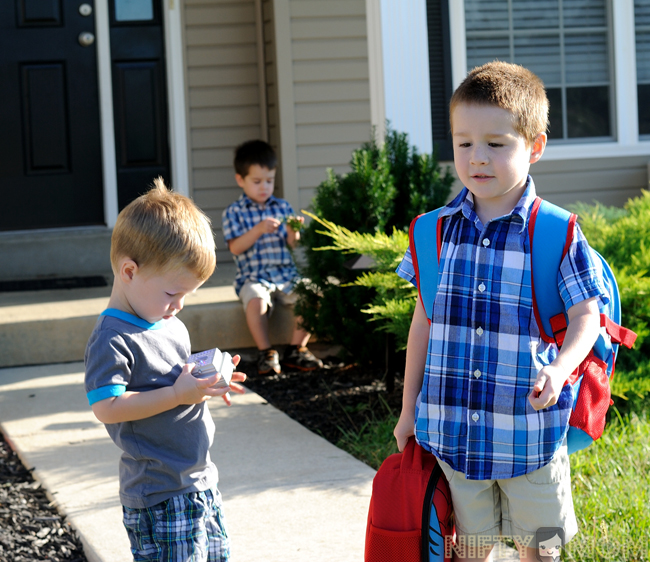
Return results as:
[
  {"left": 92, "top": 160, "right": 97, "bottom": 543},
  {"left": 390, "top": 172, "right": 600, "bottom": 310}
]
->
[
  {"left": 92, "top": 361, "right": 247, "bottom": 424},
  {"left": 228, "top": 218, "right": 281, "bottom": 256},
  {"left": 394, "top": 297, "right": 429, "bottom": 452},
  {"left": 286, "top": 216, "right": 304, "bottom": 249},
  {"left": 529, "top": 296, "right": 601, "bottom": 410}
]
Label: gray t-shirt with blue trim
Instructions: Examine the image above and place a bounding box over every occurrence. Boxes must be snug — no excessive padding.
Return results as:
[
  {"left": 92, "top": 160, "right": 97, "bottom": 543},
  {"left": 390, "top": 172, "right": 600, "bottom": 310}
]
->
[{"left": 84, "top": 310, "right": 218, "bottom": 509}]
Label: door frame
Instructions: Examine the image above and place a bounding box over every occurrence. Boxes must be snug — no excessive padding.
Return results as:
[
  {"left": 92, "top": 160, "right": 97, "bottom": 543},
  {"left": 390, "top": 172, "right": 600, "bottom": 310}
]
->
[{"left": 96, "top": 0, "right": 189, "bottom": 228}]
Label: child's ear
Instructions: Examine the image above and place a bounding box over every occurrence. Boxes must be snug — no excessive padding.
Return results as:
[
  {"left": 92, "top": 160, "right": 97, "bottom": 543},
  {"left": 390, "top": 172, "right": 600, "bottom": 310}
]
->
[
  {"left": 119, "top": 259, "right": 139, "bottom": 284},
  {"left": 235, "top": 174, "right": 246, "bottom": 189},
  {"left": 530, "top": 132, "right": 547, "bottom": 164}
]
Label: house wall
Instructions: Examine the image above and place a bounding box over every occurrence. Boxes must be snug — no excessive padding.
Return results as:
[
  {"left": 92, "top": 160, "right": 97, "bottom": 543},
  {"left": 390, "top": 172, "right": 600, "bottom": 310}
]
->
[
  {"left": 183, "top": 0, "right": 267, "bottom": 260},
  {"left": 531, "top": 155, "right": 647, "bottom": 209},
  {"left": 270, "top": 0, "right": 373, "bottom": 213}
]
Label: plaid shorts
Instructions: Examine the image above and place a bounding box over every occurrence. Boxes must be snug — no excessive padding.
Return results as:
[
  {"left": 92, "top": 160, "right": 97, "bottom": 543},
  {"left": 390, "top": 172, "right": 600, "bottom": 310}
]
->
[{"left": 122, "top": 487, "right": 230, "bottom": 562}]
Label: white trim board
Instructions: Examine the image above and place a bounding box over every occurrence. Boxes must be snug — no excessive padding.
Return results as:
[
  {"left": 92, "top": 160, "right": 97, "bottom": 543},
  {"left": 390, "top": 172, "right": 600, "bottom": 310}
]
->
[{"left": 96, "top": 0, "right": 189, "bottom": 228}]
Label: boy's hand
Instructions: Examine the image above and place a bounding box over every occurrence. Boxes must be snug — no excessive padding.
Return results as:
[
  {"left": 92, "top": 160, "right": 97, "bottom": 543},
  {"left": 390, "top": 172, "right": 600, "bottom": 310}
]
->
[
  {"left": 219, "top": 354, "right": 247, "bottom": 407},
  {"left": 284, "top": 215, "right": 304, "bottom": 232},
  {"left": 393, "top": 411, "right": 415, "bottom": 452},
  {"left": 257, "top": 217, "right": 280, "bottom": 234},
  {"left": 528, "top": 364, "right": 567, "bottom": 410},
  {"left": 173, "top": 363, "right": 225, "bottom": 405}
]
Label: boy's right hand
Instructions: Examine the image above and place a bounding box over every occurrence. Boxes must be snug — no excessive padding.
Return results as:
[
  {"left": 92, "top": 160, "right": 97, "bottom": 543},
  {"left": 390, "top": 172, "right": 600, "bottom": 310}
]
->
[
  {"left": 173, "top": 363, "right": 231, "bottom": 405},
  {"left": 393, "top": 412, "right": 415, "bottom": 452},
  {"left": 257, "top": 217, "right": 281, "bottom": 234}
]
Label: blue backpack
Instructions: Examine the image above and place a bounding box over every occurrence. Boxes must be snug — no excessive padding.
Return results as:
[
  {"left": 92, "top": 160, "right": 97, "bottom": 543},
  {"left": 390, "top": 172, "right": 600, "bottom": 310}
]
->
[{"left": 408, "top": 197, "right": 637, "bottom": 454}]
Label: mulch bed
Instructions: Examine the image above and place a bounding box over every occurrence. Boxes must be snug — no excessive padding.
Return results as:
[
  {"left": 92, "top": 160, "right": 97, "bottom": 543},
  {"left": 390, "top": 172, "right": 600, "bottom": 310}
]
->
[
  {"left": 0, "top": 434, "right": 87, "bottom": 562},
  {"left": 239, "top": 352, "right": 404, "bottom": 445},
  {"left": 0, "top": 351, "right": 402, "bottom": 562}
]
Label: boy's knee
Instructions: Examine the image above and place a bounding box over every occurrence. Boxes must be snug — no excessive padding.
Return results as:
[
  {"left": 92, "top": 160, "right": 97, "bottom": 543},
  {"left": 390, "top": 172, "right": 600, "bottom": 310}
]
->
[{"left": 246, "top": 297, "right": 268, "bottom": 315}]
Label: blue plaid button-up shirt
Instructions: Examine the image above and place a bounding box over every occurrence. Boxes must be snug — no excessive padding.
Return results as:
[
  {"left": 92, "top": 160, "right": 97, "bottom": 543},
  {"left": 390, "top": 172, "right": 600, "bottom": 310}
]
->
[
  {"left": 397, "top": 178, "right": 608, "bottom": 480},
  {"left": 222, "top": 194, "right": 299, "bottom": 295}
]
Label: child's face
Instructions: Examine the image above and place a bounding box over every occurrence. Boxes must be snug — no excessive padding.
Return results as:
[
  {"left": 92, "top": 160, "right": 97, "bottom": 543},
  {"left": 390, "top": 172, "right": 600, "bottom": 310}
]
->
[
  {"left": 451, "top": 102, "right": 546, "bottom": 219},
  {"left": 538, "top": 533, "right": 562, "bottom": 558},
  {"left": 123, "top": 265, "right": 204, "bottom": 324},
  {"left": 236, "top": 164, "right": 276, "bottom": 205}
]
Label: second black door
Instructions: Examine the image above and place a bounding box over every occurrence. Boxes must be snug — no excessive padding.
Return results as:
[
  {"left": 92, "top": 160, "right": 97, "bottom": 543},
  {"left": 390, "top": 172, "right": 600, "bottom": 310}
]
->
[{"left": 110, "top": 0, "right": 171, "bottom": 209}]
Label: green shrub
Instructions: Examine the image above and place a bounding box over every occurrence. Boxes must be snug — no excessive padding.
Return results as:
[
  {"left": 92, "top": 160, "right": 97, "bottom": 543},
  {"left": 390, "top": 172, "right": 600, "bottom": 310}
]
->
[
  {"left": 301, "top": 212, "right": 414, "bottom": 350},
  {"left": 294, "top": 128, "right": 454, "bottom": 362}
]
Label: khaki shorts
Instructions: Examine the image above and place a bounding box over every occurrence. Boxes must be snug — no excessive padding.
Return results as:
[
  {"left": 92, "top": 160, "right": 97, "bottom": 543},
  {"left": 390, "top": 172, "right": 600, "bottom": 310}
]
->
[
  {"left": 239, "top": 280, "right": 297, "bottom": 315},
  {"left": 438, "top": 440, "right": 577, "bottom": 550}
]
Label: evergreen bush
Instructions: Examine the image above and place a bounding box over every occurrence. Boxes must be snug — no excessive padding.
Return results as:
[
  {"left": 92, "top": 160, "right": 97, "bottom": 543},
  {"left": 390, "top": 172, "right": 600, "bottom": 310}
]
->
[{"left": 294, "top": 129, "right": 454, "bottom": 363}]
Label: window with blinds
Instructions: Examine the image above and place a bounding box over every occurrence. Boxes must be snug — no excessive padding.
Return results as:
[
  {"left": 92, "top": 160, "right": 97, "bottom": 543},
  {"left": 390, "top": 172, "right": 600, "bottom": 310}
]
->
[
  {"left": 464, "top": 0, "right": 614, "bottom": 141},
  {"left": 636, "top": 0, "right": 650, "bottom": 136}
]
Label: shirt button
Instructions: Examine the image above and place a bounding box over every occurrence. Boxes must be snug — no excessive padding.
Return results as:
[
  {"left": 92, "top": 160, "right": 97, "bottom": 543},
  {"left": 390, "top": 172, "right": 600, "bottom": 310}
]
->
[
  {"left": 472, "top": 412, "right": 480, "bottom": 422},
  {"left": 476, "top": 327, "right": 484, "bottom": 336},
  {"left": 478, "top": 283, "right": 486, "bottom": 293},
  {"left": 474, "top": 369, "right": 481, "bottom": 378},
  {"left": 482, "top": 238, "right": 490, "bottom": 247}
]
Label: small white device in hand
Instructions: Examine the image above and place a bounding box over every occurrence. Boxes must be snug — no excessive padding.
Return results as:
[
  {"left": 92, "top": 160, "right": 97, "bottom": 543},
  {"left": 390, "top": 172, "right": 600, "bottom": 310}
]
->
[{"left": 187, "top": 348, "right": 234, "bottom": 389}]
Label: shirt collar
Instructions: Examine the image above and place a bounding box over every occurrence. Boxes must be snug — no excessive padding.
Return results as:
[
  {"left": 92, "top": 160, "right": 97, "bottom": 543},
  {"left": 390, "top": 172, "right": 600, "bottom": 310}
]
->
[
  {"left": 101, "top": 308, "right": 165, "bottom": 330},
  {"left": 240, "top": 193, "right": 279, "bottom": 209},
  {"left": 440, "top": 175, "right": 537, "bottom": 233}
]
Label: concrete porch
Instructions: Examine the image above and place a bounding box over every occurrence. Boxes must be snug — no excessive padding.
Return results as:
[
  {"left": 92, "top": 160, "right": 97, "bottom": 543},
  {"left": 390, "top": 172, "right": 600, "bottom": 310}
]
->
[{"left": 0, "top": 262, "right": 295, "bottom": 368}]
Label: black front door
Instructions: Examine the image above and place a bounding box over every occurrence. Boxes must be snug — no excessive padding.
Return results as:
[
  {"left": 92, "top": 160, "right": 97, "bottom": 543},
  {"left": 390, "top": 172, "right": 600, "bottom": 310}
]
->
[
  {"left": 109, "top": 0, "right": 170, "bottom": 210},
  {"left": 0, "top": 0, "right": 104, "bottom": 230}
]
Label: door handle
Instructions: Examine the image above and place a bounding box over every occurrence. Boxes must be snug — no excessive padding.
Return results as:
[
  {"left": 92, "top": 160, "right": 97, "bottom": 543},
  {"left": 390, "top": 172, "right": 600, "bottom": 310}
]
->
[{"left": 78, "top": 32, "right": 95, "bottom": 47}]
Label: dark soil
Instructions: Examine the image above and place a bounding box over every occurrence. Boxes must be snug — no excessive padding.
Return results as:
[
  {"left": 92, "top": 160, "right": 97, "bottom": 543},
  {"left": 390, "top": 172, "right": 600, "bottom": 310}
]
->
[
  {"left": 239, "top": 352, "right": 404, "bottom": 445},
  {"left": 0, "top": 434, "right": 87, "bottom": 562}
]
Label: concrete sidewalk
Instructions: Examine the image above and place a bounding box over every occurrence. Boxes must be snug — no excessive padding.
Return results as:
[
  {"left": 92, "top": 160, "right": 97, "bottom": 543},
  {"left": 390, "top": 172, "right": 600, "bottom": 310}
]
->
[{"left": 0, "top": 361, "right": 375, "bottom": 562}]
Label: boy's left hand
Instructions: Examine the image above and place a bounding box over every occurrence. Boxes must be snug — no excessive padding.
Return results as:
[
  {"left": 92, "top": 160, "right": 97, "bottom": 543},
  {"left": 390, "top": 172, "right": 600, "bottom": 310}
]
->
[
  {"left": 528, "top": 363, "right": 567, "bottom": 410},
  {"left": 220, "top": 354, "right": 247, "bottom": 407}
]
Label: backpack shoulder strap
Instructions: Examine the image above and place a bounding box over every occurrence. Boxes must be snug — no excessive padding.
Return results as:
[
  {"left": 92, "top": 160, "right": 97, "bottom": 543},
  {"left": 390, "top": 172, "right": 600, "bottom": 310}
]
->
[
  {"left": 409, "top": 208, "right": 444, "bottom": 322},
  {"left": 529, "top": 197, "right": 577, "bottom": 343}
]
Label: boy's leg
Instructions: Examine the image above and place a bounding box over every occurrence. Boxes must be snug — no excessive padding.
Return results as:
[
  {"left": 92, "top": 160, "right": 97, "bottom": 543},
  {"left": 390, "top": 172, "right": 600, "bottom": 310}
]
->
[
  {"left": 122, "top": 488, "right": 230, "bottom": 562},
  {"left": 499, "top": 441, "right": 576, "bottom": 562},
  {"left": 245, "top": 297, "right": 271, "bottom": 350},
  {"left": 437, "top": 460, "right": 499, "bottom": 562},
  {"left": 273, "top": 288, "right": 323, "bottom": 371}
]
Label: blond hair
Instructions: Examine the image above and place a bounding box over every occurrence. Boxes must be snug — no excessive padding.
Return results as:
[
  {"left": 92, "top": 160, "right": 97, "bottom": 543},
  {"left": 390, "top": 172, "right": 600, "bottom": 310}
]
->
[
  {"left": 110, "top": 178, "right": 216, "bottom": 281},
  {"left": 450, "top": 60, "right": 549, "bottom": 146}
]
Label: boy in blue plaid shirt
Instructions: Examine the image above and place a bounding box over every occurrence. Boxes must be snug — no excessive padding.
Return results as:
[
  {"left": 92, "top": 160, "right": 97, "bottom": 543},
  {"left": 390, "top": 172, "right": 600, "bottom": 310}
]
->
[
  {"left": 222, "top": 140, "right": 322, "bottom": 375},
  {"left": 394, "top": 62, "right": 609, "bottom": 561}
]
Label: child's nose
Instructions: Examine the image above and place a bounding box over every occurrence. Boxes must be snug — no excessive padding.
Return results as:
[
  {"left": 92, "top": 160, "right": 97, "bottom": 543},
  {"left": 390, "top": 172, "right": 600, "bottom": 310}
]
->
[
  {"left": 470, "top": 146, "right": 488, "bottom": 165},
  {"left": 172, "top": 296, "right": 185, "bottom": 311}
]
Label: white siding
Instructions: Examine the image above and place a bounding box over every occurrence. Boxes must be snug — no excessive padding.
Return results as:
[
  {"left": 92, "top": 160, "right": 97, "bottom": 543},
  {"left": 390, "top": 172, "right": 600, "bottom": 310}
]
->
[
  {"left": 380, "top": 0, "right": 433, "bottom": 153},
  {"left": 184, "top": 0, "right": 266, "bottom": 259}
]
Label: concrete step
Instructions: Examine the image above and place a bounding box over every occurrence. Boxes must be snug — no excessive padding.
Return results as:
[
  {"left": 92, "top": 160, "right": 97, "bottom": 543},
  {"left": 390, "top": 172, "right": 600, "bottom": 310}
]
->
[{"left": 0, "top": 263, "right": 295, "bottom": 368}]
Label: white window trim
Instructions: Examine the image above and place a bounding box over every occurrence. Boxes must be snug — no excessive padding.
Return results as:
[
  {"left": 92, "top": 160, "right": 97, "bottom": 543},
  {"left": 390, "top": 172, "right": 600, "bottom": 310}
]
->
[
  {"left": 96, "top": 0, "right": 189, "bottom": 229},
  {"left": 448, "top": 0, "right": 650, "bottom": 161}
]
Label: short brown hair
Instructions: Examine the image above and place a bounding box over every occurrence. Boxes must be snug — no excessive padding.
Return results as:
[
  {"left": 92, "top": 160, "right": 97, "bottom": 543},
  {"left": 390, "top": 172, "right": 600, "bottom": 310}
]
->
[
  {"left": 110, "top": 178, "right": 216, "bottom": 281},
  {"left": 450, "top": 60, "right": 549, "bottom": 146},
  {"left": 234, "top": 140, "right": 277, "bottom": 177}
]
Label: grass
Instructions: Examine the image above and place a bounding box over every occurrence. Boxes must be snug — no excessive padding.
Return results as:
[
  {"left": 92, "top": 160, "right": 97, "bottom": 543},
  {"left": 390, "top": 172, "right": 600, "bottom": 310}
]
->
[{"left": 337, "top": 377, "right": 650, "bottom": 562}]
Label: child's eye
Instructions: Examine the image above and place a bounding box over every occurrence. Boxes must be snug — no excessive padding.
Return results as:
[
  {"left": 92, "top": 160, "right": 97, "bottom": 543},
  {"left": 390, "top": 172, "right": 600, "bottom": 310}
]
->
[
  {"left": 458, "top": 142, "right": 471, "bottom": 148},
  {"left": 488, "top": 142, "right": 503, "bottom": 147}
]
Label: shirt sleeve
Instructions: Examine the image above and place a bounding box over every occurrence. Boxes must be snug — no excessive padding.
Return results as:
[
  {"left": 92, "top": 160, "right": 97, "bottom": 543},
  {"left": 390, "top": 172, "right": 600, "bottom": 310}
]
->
[
  {"left": 84, "top": 328, "right": 133, "bottom": 406},
  {"left": 222, "top": 203, "right": 246, "bottom": 242},
  {"left": 396, "top": 247, "right": 417, "bottom": 287},
  {"left": 558, "top": 222, "right": 610, "bottom": 311}
]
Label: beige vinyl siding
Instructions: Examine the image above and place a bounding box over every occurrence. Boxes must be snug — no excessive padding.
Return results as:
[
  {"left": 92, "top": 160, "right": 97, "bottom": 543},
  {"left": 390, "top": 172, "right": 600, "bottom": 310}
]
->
[
  {"left": 531, "top": 156, "right": 646, "bottom": 209},
  {"left": 184, "top": 0, "right": 266, "bottom": 260},
  {"left": 288, "top": 0, "right": 373, "bottom": 212}
]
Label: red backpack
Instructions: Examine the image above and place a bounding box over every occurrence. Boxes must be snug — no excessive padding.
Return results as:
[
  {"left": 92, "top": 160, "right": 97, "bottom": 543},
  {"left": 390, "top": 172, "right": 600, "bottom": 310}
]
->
[{"left": 365, "top": 438, "right": 454, "bottom": 562}]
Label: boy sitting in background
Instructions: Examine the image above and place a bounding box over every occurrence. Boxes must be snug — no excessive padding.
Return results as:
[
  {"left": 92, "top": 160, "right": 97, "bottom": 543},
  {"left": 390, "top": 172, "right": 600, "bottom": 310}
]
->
[
  {"left": 85, "top": 178, "right": 246, "bottom": 561},
  {"left": 222, "top": 140, "right": 322, "bottom": 375}
]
